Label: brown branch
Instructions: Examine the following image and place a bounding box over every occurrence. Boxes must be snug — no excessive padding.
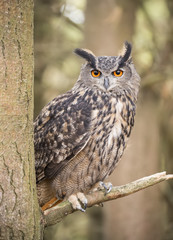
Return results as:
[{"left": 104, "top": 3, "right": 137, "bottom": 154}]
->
[{"left": 43, "top": 171, "right": 173, "bottom": 227}]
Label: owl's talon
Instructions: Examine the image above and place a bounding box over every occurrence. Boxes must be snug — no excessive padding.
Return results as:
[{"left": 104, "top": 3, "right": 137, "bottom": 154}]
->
[
  {"left": 99, "top": 181, "right": 113, "bottom": 195},
  {"left": 83, "top": 201, "right": 87, "bottom": 210},
  {"left": 68, "top": 192, "right": 87, "bottom": 212},
  {"left": 79, "top": 207, "right": 86, "bottom": 212}
]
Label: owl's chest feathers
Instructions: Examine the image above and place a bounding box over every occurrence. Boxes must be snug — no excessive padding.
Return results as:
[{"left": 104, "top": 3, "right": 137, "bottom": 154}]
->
[{"left": 87, "top": 92, "right": 136, "bottom": 175}]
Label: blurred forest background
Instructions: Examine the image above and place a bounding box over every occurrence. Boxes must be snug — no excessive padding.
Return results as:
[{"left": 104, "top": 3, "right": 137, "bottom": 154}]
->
[{"left": 34, "top": 0, "right": 173, "bottom": 239}]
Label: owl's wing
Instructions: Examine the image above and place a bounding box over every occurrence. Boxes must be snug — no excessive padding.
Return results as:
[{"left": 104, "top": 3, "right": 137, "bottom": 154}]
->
[{"left": 34, "top": 90, "right": 92, "bottom": 183}]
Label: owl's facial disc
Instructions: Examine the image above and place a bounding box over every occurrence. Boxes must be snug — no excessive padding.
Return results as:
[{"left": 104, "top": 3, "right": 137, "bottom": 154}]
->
[
  {"left": 76, "top": 41, "right": 134, "bottom": 92},
  {"left": 90, "top": 66, "right": 125, "bottom": 92}
]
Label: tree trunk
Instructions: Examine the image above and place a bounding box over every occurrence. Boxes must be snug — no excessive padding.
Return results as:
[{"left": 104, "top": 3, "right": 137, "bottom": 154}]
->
[{"left": 0, "top": 1, "right": 42, "bottom": 239}]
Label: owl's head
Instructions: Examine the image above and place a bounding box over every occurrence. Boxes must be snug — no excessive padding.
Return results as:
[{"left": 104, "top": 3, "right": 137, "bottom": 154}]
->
[{"left": 74, "top": 42, "right": 140, "bottom": 99}]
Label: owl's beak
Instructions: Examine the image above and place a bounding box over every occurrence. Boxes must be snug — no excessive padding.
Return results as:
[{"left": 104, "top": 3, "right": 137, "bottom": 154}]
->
[{"left": 104, "top": 77, "right": 110, "bottom": 90}]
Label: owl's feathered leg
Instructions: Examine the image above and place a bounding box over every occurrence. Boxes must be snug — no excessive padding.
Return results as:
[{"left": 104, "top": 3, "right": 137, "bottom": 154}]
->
[{"left": 68, "top": 192, "right": 88, "bottom": 212}]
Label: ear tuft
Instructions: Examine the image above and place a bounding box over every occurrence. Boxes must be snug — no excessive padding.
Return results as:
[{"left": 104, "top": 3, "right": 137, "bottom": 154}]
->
[
  {"left": 118, "top": 41, "right": 132, "bottom": 66},
  {"left": 74, "top": 48, "right": 96, "bottom": 68}
]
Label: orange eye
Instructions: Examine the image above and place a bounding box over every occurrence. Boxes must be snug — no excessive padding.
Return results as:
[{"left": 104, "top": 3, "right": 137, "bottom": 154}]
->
[
  {"left": 113, "top": 69, "right": 123, "bottom": 77},
  {"left": 91, "top": 70, "right": 101, "bottom": 78}
]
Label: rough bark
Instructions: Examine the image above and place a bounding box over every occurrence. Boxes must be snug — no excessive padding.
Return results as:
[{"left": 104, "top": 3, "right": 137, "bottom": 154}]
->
[{"left": 0, "top": 1, "right": 42, "bottom": 239}]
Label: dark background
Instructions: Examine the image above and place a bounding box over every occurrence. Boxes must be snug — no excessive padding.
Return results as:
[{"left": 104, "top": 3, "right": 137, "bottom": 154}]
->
[{"left": 34, "top": 0, "right": 173, "bottom": 239}]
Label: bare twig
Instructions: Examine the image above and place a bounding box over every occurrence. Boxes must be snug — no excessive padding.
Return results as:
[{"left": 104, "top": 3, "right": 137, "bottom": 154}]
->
[{"left": 43, "top": 171, "right": 173, "bottom": 227}]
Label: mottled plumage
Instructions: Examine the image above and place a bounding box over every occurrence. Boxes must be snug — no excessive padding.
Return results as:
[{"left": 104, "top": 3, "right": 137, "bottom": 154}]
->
[{"left": 34, "top": 42, "right": 140, "bottom": 209}]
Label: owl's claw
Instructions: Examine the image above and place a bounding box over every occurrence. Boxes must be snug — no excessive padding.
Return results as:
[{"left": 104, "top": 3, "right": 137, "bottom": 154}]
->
[
  {"left": 99, "top": 181, "right": 113, "bottom": 195},
  {"left": 68, "top": 192, "right": 88, "bottom": 212},
  {"left": 83, "top": 201, "right": 87, "bottom": 210}
]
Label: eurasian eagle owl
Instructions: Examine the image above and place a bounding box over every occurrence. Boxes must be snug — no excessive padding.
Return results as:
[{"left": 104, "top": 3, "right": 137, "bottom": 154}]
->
[{"left": 34, "top": 42, "right": 140, "bottom": 211}]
